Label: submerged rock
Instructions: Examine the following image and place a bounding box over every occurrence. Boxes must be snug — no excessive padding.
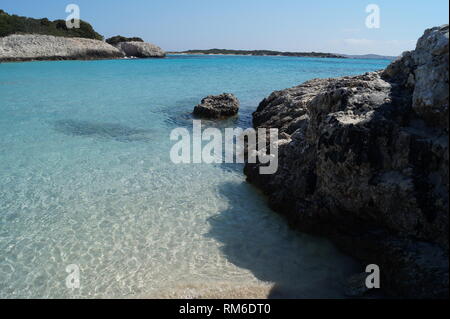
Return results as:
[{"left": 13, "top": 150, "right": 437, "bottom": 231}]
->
[
  {"left": 0, "top": 34, "right": 124, "bottom": 62},
  {"left": 193, "top": 93, "right": 240, "bottom": 119},
  {"left": 53, "top": 119, "right": 152, "bottom": 142},
  {"left": 115, "top": 41, "right": 165, "bottom": 58},
  {"left": 244, "top": 25, "right": 449, "bottom": 298}
]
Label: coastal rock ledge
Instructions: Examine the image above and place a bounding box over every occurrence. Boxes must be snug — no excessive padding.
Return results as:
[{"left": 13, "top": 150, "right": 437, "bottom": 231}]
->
[
  {"left": 0, "top": 34, "right": 124, "bottom": 62},
  {"left": 115, "top": 41, "right": 165, "bottom": 58},
  {"left": 244, "top": 25, "right": 449, "bottom": 298},
  {"left": 193, "top": 93, "right": 240, "bottom": 119}
]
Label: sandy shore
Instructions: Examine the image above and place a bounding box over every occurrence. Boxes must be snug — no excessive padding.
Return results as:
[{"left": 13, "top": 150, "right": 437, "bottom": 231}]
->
[{"left": 137, "top": 282, "right": 274, "bottom": 299}]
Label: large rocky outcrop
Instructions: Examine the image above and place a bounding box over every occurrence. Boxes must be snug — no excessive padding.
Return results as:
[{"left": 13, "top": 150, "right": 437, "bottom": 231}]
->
[
  {"left": 0, "top": 34, "right": 124, "bottom": 62},
  {"left": 115, "top": 41, "right": 165, "bottom": 58},
  {"left": 244, "top": 25, "right": 449, "bottom": 298}
]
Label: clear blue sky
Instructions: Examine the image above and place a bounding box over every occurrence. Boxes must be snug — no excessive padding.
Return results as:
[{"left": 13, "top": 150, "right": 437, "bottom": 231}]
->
[{"left": 1, "top": 0, "right": 448, "bottom": 55}]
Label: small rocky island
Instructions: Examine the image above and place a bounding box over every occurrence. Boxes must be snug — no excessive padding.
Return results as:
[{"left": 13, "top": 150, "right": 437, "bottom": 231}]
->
[
  {"left": 244, "top": 25, "right": 449, "bottom": 298},
  {"left": 193, "top": 93, "right": 240, "bottom": 119}
]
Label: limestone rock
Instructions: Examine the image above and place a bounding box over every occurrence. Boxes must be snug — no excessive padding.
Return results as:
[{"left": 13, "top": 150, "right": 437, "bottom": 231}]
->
[
  {"left": 115, "top": 41, "right": 165, "bottom": 58},
  {"left": 193, "top": 93, "right": 240, "bottom": 119},
  {"left": 411, "top": 25, "right": 449, "bottom": 128},
  {"left": 244, "top": 25, "right": 449, "bottom": 298},
  {"left": 0, "top": 34, "right": 124, "bottom": 62}
]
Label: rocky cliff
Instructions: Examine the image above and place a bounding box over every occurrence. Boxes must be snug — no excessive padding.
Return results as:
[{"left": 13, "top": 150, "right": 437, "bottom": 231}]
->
[
  {"left": 0, "top": 34, "right": 125, "bottom": 62},
  {"left": 244, "top": 25, "right": 449, "bottom": 298},
  {"left": 0, "top": 34, "right": 166, "bottom": 62}
]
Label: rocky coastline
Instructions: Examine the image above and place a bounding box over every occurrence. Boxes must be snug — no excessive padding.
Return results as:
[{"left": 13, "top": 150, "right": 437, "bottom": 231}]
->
[
  {"left": 0, "top": 34, "right": 165, "bottom": 62},
  {"left": 244, "top": 25, "right": 449, "bottom": 298}
]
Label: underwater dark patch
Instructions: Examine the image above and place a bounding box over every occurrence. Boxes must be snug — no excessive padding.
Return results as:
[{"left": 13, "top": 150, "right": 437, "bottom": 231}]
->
[{"left": 52, "top": 119, "right": 153, "bottom": 142}]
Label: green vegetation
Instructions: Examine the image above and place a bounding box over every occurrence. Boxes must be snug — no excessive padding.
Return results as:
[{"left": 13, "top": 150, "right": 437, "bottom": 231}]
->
[
  {"left": 171, "top": 48, "right": 346, "bottom": 59},
  {"left": 106, "top": 35, "right": 144, "bottom": 46},
  {"left": 0, "top": 9, "right": 103, "bottom": 40}
]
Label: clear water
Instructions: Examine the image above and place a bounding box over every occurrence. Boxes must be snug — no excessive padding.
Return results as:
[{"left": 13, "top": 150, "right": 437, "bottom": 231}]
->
[{"left": 0, "top": 55, "right": 390, "bottom": 298}]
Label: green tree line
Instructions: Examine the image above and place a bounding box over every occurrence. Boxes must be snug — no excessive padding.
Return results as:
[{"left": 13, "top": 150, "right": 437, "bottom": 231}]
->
[
  {"left": 0, "top": 9, "right": 103, "bottom": 40},
  {"left": 176, "top": 48, "right": 345, "bottom": 58},
  {"left": 105, "top": 35, "right": 144, "bottom": 46}
]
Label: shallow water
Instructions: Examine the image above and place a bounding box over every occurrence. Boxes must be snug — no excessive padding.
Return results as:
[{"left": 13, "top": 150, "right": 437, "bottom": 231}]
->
[{"left": 0, "top": 55, "right": 389, "bottom": 298}]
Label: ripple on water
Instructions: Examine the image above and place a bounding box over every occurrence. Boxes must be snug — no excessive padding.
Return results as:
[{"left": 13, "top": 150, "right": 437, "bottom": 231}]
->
[{"left": 0, "top": 56, "right": 390, "bottom": 298}]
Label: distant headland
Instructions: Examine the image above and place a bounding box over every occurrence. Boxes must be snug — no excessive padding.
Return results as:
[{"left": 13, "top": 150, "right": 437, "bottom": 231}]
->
[
  {"left": 169, "top": 49, "right": 397, "bottom": 60},
  {"left": 169, "top": 49, "right": 346, "bottom": 58}
]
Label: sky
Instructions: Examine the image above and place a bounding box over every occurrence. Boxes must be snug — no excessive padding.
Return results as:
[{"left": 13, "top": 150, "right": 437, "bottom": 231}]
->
[{"left": 1, "top": 0, "right": 449, "bottom": 56}]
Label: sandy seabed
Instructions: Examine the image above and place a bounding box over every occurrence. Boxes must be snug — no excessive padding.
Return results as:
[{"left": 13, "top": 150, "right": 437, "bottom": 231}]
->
[{"left": 138, "top": 282, "right": 274, "bottom": 299}]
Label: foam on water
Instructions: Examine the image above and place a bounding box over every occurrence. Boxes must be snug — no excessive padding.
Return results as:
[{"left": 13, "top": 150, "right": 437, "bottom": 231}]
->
[{"left": 0, "top": 55, "right": 390, "bottom": 298}]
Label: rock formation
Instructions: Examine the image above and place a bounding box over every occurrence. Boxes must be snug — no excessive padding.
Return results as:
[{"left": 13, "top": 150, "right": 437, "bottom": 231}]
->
[
  {"left": 193, "top": 93, "right": 240, "bottom": 119},
  {"left": 244, "top": 25, "right": 449, "bottom": 298},
  {"left": 0, "top": 34, "right": 124, "bottom": 62},
  {"left": 115, "top": 41, "right": 166, "bottom": 58},
  {"left": 0, "top": 34, "right": 166, "bottom": 62}
]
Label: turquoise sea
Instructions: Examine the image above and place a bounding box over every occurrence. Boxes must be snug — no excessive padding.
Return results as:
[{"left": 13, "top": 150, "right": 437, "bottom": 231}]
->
[{"left": 0, "top": 55, "right": 389, "bottom": 298}]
